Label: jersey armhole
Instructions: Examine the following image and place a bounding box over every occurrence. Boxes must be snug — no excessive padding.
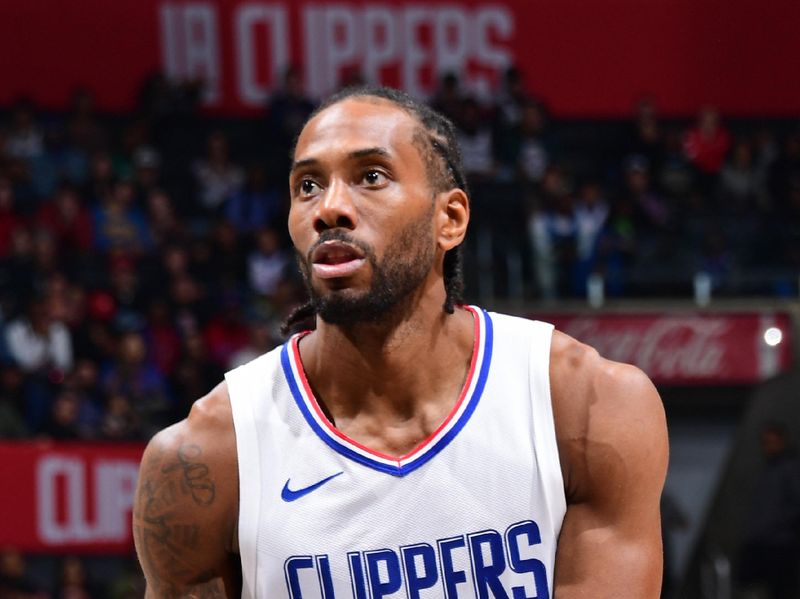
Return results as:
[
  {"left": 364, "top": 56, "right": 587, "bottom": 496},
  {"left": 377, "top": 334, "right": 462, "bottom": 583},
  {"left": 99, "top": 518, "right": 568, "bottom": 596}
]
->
[
  {"left": 226, "top": 365, "right": 262, "bottom": 599},
  {"left": 528, "top": 321, "right": 568, "bottom": 527}
]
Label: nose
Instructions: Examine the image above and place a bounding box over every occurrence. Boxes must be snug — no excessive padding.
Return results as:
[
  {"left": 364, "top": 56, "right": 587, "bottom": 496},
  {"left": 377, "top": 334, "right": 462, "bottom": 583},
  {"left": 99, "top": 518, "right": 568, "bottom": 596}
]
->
[{"left": 313, "top": 178, "right": 357, "bottom": 233}]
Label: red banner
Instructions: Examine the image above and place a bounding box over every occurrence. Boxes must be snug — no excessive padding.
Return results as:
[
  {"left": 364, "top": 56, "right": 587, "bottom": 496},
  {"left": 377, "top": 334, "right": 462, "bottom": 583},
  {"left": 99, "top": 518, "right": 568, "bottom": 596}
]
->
[
  {"left": 0, "top": 442, "right": 144, "bottom": 554},
  {"left": 0, "top": 1, "right": 798, "bottom": 117},
  {"left": 536, "top": 312, "right": 793, "bottom": 385}
]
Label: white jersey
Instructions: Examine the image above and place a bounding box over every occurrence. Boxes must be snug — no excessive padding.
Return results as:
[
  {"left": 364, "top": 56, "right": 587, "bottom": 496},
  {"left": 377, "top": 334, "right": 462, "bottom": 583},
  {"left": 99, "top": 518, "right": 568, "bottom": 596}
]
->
[{"left": 226, "top": 307, "right": 566, "bottom": 599}]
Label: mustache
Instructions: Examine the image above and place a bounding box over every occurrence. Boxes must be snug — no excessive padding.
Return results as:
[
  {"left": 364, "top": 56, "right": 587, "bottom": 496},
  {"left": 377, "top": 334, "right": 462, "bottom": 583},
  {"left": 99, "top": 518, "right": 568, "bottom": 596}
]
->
[{"left": 305, "top": 230, "right": 374, "bottom": 265}]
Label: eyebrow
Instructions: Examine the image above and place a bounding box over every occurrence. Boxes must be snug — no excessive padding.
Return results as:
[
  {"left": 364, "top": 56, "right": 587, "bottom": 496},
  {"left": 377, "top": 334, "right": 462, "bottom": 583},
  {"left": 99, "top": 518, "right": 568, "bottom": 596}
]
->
[{"left": 290, "top": 147, "right": 391, "bottom": 173}]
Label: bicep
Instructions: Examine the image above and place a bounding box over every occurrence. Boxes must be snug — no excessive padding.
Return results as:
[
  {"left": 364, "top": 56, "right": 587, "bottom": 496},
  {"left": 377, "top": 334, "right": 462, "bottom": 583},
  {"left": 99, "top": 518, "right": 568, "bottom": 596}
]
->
[
  {"left": 554, "top": 502, "right": 663, "bottom": 598},
  {"left": 133, "top": 426, "right": 237, "bottom": 598},
  {"left": 553, "top": 362, "right": 668, "bottom": 598}
]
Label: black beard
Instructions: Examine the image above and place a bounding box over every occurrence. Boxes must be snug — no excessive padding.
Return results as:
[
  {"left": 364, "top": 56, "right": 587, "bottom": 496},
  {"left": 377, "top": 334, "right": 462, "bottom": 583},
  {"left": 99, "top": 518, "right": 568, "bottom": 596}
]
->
[{"left": 297, "top": 215, "right": 435, "bottom": 327}]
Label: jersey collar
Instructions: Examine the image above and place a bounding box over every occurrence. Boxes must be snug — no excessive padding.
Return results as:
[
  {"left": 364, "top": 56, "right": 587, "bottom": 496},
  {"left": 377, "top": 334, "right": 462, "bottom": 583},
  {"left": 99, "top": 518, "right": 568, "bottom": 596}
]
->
[{"left": 280, "top": 306, "right": 494, "bottom": 476}]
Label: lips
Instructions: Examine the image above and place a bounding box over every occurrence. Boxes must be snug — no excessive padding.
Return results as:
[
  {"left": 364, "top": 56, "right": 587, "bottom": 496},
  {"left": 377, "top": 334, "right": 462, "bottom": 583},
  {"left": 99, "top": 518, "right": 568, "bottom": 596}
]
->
[{"left": 311, "top": 240, "right": 367, "bottom": 279}]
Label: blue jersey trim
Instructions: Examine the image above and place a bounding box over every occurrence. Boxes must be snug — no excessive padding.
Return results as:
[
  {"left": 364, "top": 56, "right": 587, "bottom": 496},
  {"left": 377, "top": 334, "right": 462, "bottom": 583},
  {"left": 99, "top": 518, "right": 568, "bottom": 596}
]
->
[{"left": 280, "top": 308, "right": 494, "bottom": 477}]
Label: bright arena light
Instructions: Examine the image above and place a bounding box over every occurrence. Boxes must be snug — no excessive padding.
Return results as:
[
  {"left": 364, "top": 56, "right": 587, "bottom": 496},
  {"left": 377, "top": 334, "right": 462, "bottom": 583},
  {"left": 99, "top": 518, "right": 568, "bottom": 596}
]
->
[{"left": 764, "top": 327, "right": 783, "bottom": 347}]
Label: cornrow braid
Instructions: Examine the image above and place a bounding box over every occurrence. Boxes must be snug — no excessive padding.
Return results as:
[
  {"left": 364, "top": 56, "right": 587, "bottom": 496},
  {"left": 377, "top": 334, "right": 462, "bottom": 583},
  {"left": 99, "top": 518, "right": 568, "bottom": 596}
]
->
[{"left": 282, "top": 85, "right": 469, "bottom": 336}]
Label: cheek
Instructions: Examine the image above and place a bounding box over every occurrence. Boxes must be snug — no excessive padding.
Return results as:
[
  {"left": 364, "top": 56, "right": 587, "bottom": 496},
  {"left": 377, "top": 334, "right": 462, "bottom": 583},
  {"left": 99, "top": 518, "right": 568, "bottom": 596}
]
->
[{"left": 287, "top": 205, "right": 307, "bottom": 250}]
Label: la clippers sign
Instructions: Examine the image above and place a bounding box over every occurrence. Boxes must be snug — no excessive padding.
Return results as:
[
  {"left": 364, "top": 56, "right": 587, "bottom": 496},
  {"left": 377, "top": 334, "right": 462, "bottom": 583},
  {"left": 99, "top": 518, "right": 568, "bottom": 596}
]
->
[
  {"left": 0, "top": 443, "right": 144, "bottom": 553},
  {"left": 159, "top": 3, "right": 513, "bottom": 105},
  {"left": 0, "top": 1, "right": 798, "bottom": 116}
]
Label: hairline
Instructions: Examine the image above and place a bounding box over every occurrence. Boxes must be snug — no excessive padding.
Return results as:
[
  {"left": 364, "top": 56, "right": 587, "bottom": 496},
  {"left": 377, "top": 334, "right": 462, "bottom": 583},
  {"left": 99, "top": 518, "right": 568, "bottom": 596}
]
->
[{"left": 295, "top": 93, "right": 458, "bottom": 196}]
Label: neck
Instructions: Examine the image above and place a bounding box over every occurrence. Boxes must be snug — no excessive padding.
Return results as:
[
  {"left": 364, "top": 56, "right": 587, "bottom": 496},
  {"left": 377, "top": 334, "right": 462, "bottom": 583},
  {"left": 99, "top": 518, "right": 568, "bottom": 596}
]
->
[{"left": 297, "top": 282, "right": 474, "bottom": 421}]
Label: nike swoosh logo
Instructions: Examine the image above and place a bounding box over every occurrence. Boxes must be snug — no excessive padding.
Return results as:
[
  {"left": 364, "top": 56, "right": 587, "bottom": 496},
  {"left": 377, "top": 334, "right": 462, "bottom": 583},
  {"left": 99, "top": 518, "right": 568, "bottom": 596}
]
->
[{"left": 281, "top": 472, "right": 343, "bottom": 502}]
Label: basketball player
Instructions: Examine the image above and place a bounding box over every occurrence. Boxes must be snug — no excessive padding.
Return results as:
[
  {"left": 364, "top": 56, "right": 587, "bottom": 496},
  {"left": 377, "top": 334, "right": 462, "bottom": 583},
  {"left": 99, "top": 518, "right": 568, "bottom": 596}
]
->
[{"left": 133, "top": 87, "right": 668, "bottom": 598}]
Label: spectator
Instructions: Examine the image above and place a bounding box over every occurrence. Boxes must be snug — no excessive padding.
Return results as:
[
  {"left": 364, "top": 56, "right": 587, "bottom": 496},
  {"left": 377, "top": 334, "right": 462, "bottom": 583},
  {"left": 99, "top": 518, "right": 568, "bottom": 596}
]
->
[
  {"left": 456, "top": 97, "right": 495, "bottom": 181},
  {"left": 91, "top": 180, "right": 151, "bottom": 254},
  {"left": 0, "top": 221, "right": 36, "bottom": 310},
  {"left": 145, "top": 189, "right": 185, "bottom": 248},
  {"left": 225, "top": 163, "right": 282, "bottom": 234},
  {"left": 659, "top": 129, "right": 694, "bottom": 199},
  {"left": 265, "top": 66, "right": 316, "bottom": 178},
  {"left": 683, "top": 106, "right": 732, "bottom": 193},
  {"left": 170, "top": 332, "right": 223, "bottom": 418},
  {"left": 208, "top": 220, "right": 246, "bottom": 287},
  {"left": 595, "top": 196, "right": 638, "bottom": 297},
  {"left": 107, "top": 256, "right": 147, "bottom": 328},
  {"left": 4, "top": 98, "right": 45, "bottom": 161},
  {"left": 83, "top": 151, "right": 115, "bottom": 205},
  {"left": 5, "top": 297, "right": 73, "bottom": 375},
  {"left": 71, "top": 290, "right": 117, "bottom": 364},
  {"left": 0, "top": 548, "right": 49, "bottom": 599},
  {"left": 719, "top": 138, "right": 768, "bottom": 211},
  {"left": 769, "top": 132, "right": 800, "bottom": 206},
  {"left": 42, "top": 390, "right": 85, "bottom": 439},
  {"left": 737, "top": 424, "right": 800, "bottom": 599},
  {"left": 430, "top": 72, "right": 464, "bottom": 124},
  {"left": 622, "top": 155, "right": 670, "bottom": 234},
  {"left": 113, "top": 119, "right": 152, "bottom": 182},
  {"left": 64, "top": 358, "right": 104, "bottom": 415},
  {"left": 35, "top": 183, "right": 93, "bottom": 257},
  {"left": 29, "top": 127, "right": 86, "bottom": 200},
  {"left": 497, "top": 100, "right": 550, "bottom": 184},
  {"left": 229, "top": 315, "right": 278, "bottom": 369},
  {"left": 100, "top": 393, "right": 142, "bottom": 440},
  {"left": 56, "top": 556, "right": 101, "bottom": 599},
  {"left": 529, "top": 167, "right": 577, "bottom": 299},
  {"left": 626, "top": 98, "right": 664, "bottom": 173},
  {"left": 44, "top": 273, "right": 86, "bottom": 330},
  {"left": 248, "top": 227, "right": 290, "bottom": 297},
  {"left": 66, "top": 88, "right": 106, "bottom": 157},
  {"left": 169, "top": 273, "right": 207, "bottom": 337},
  {"left": 574, "top": 181, "right": 610, "bottom": 281},
  {"left": 143, "top": 298, "right": 181, "bottom": 377},
  {"left": 102, "top": 331, "right": 171, "bottom": 434},
  {"left": 495, "top": 66, "right": 535, "bottom": 130},
  {"left": 0, "top": 175, "right": 26, "bottom": 258},
  {"left": 192, "top": 131, "right": 245, "bottom": 213},
  {"left": 131, "top": 145, "right": 162, "bottom": 197},
  {"left": 203, "top": 291, "right": 249, "bottom": 368},
  {"left": 0, "top": 391, "right": 28, "bottom": 438}
]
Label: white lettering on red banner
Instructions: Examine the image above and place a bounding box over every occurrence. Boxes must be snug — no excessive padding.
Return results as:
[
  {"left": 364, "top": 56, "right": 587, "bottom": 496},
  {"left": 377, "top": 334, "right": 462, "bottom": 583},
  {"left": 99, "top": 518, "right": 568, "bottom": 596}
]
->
[
  {"left": 160, "top": 2, "right": 222, "bottom": 103},
  {"left": 159, "top": 2, "right": 513, "bottom": 105},
  {"left": 36, "top": 455, "right": 139, "bottom": 545}
]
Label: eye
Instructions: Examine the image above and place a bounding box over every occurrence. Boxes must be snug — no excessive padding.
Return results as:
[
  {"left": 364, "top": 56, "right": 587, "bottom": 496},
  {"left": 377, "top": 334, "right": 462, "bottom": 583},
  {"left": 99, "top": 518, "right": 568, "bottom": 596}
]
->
[
  {"left": 362, "top": 169, "right": 388, "bottom": 187},
  {"left": 299, "top": 178, "right": 320, "bottom": 196}
]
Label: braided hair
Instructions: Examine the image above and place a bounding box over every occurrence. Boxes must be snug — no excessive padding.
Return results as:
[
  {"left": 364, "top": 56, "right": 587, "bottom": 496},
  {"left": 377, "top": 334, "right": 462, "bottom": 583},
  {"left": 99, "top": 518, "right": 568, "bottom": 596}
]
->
[{"left": 282, "top": 86, "right": 469, "bottom": 335}]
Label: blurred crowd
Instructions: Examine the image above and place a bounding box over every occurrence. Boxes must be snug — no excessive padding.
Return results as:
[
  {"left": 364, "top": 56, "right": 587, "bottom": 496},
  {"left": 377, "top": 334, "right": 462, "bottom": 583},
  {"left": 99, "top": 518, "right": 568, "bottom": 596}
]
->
[{"left": 0, "top": 67, "right": 799, "bottom": 449}]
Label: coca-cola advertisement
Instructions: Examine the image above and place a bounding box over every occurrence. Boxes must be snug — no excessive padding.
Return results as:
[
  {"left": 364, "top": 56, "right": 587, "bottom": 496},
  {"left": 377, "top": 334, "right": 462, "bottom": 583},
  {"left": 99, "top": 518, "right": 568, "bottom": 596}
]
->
[{"left": 536, "top": 312, "right": 793, "bottom": 385}]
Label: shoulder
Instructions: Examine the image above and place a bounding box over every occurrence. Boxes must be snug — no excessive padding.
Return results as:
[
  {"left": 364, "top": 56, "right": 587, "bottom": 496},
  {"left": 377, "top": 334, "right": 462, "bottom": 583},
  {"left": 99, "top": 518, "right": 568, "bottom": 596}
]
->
[
  {"left": 483, "top": 310, "right": 553, "bottom": 341},
  {"left": 549, "top": 330, "right": 667, "bottom": 502},
  {"left": 136, "top": 381, "right": 238, "bottom": 550},
  {"left": 144, "top": 381, "right": 237, "bottom": 486},
  {"left": 134, "top": 382, "right": 241, "bottom": 594}
]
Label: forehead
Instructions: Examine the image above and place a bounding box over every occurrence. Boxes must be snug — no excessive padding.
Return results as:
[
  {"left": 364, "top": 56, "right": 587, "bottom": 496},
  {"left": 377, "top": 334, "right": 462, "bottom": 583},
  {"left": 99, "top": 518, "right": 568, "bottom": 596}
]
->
[{"left": 294, "top": 97, "right": 421, "bottom": 162}]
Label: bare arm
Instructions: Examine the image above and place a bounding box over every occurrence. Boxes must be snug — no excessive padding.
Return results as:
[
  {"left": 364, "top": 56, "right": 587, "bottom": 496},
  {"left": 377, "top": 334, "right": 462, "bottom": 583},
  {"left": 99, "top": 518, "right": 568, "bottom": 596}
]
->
[
  {"left": 133, "top": 384, "right": 240, "bottom": 598},
  {"left": 551, "top": 333, "right": 669, "bottom": 598}
]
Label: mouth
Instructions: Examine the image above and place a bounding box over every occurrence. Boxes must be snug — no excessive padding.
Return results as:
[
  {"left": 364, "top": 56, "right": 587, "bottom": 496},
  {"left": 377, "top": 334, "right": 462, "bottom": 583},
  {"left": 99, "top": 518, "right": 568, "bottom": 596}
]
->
[{"left": 310, "top": 240, "right": 367, "bottom": 279}]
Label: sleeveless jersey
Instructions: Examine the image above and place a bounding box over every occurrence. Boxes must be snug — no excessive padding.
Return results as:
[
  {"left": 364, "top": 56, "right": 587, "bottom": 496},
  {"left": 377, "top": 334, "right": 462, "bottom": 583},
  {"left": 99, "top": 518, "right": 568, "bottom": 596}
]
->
[{"left": 226, "top": 307, "right": 566, "bottom": 599}]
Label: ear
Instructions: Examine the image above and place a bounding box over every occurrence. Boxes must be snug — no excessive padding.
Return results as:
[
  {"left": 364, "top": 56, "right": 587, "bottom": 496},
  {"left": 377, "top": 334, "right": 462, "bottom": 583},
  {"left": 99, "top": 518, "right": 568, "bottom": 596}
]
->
[{"left": 435, "top": 188, "right": 469, "bottom": 252}]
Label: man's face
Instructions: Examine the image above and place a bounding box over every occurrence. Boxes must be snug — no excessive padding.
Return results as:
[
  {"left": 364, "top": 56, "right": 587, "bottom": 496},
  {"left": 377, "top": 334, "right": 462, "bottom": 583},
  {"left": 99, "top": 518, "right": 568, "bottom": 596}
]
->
[{"left": 288, "top": 97, "right": 439, "bottom": 325}]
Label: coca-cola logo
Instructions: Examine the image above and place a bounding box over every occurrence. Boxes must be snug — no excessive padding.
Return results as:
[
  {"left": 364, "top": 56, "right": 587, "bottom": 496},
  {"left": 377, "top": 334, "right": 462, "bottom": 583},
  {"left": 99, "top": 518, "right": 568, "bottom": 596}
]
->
[{"left": 559, "top": 317, "right": 730, "bottom": 379}]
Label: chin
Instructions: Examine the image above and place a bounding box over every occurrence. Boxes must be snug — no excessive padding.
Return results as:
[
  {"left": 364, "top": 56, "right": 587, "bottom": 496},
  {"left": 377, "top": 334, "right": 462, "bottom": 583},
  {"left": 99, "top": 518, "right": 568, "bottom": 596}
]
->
[{"left": 314, "top": 288, "right": 402, "bottom": 326}]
